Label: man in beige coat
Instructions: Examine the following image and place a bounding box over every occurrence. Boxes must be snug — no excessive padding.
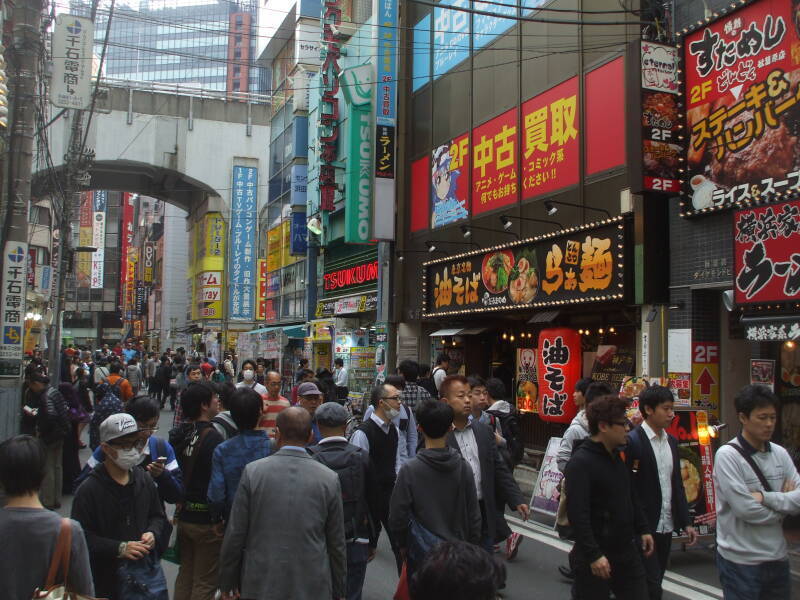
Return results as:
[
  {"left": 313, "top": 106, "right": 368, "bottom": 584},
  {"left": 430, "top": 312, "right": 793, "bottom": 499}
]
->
[{"left": 218, "top": 406, "right": 346, "bottom": 600}]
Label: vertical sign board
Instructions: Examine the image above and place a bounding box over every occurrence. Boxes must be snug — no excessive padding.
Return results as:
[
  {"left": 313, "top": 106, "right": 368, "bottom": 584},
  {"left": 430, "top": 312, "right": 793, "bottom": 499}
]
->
[
  {"left": 341, "top": 64, "right": 375, "bottom": 245},
  {"left": 77, "top": 191, "right": 93, "bottom": 288},
  {"left": 143, "top": 242, "right": 155, "bottom": 284},
  {"left": 27, "top": 248, "right": 36, "bottom": 287},
  {"left": 229, "top": 166, "right": 258, "bottom": 321},
  {"left": 692, "top": 342, "right": 720, "bottom": 418},
  {"left": 290, "top": 211, "right": 308, "bottom": 256},
  {"left": 319, "top": 0, "right": 343, "bottom": 212},
  {"left": 0, "top": 243, "right": 28, "bottom": 376},
  {"left": 256, "top": 259, "right": 267, "bottom": 321},
  {"left": 50, "top": 15, "right": 93, "bottom": 109},
  {"left": 119, "top": 193, "right": 135, "bottom": 306},
  {"left": 91, "top": 191, "right": 107, "bottom": 289}
]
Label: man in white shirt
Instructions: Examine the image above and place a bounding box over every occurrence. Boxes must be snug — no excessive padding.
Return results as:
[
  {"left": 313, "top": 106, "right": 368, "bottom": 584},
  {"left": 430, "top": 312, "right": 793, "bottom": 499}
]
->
[
  {"left": 333, "top": 358, "right": 349, "bottom": 388},
  {"left": 431, "top": 353, "right": 450, "bottom": 395},
  {"left": 236, "top": 360, "right": 267, "bottom": 396},
  {"left": 625, "top": 385, "right": 697, "bottom": 600}
]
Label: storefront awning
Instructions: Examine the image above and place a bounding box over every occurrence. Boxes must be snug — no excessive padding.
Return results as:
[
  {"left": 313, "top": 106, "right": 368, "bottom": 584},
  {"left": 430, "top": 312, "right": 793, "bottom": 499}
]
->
[
  {"left": 741, "top": 315, "right": 800, "bottom": 341},
  {"left": 283, "top": 325, "right": 307, "bottom": 339},
  {"left": 528, "top": 310, "right": 560, "bottom": 324},
  {"left": 460, "top": 328, "right": 487, "bottom": 335},
  {"left": 429, "top": 327, "right": 487, "bottom": 336}
]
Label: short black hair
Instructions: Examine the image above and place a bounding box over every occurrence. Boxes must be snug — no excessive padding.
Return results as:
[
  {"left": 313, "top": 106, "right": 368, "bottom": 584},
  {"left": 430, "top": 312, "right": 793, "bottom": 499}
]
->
[
  {"left": 385, "top": 375, "right": 406, "bottom": 391},
  {"left": 735, "top": 384, "right": 780, "bottom": 417},
  {"left": 486, "top": 378, "right": 506, "bottom": 400},
  {"left": 639, "top": 385, "right": 674, "bottom": 417},
  {"left": 334, "top": 358, "right": 344, "bottom": 367},
  {"left": 410, "top": 541, "right": 502, "bottom": 600},
  {"left": 240, "top": 359, "right": 257, "bottom": 371},
  {"left": 398, "top": 360, "right": 420, "bottom": 381},
  {"left": 29, "top": 372, "right": 49, "bottom": 385},
  {"left": 216, "top": 381, "right": 236, "bottom": 410},
  {"left": 126, "top": 396, "right": 160, "bottom": 422},
  {"left": 467, "top": 375, "right": 486, "bottom": 389},
  {"left": 416, "top": 400, "right": 454, "bottom": 438},
  {"left": 109, "top": 362, "right": 123, "bottom": 374},
  {"left": 181, "top": 381, "right": 215, "bottom": 420},
  {"left": 587, "top": 395, "right": 629, "bottom": 435},
  {"left": 585, "top": 381, "right": 614, "bottom": 407},
  {"left": 295, "top": 368, "right": 314, "bottom": 383},
  {"left": 575, "top": 377, "right": 594, "bottom": 396},
  {"left": 0, "top": 435, "right": 46, "bottom": 496},
  {"left": 419, "top": 363, "right": 431, "bottom": 377},
  {"left": 229, "top": 387, "right": 263, "bottom": 430},
  {"left": 186, "top": 364, "right": 202, "bottom": 375},
  {"left": 435, "top": 352, "right": 450, "bottom": 365}
]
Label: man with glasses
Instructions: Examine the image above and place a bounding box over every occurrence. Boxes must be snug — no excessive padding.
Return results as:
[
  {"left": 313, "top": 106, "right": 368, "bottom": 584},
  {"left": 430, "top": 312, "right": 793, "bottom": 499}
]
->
[
  {"left": 350, "top": 383, "right": 404, "bottom": 572},
  {"left": 714, "top": 385, "right": 800, "bottom": 600},
  {"left": 297, "top": 381, "right": 325, "bottom": 443},
  {"left": 257, "top": 370, "right": 290, "bottom": 439},
  {"left": 72, "top": 413, "right": 171, "bottom": 598},
  {"left": 565, "top": 394, "right": 653, "bottom": 600}
]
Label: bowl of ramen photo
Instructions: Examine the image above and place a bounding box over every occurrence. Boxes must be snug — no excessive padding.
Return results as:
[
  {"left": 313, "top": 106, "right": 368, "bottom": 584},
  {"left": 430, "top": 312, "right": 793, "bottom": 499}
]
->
[{"left": 481, "top": 250, "right": 514, "bottom": 294}]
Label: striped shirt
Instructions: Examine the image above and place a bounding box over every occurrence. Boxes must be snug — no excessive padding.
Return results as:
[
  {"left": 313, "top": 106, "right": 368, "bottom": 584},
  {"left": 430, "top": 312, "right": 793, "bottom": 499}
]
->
[{"left": 258, "top": 396, "right": 290, "bottom": 439}]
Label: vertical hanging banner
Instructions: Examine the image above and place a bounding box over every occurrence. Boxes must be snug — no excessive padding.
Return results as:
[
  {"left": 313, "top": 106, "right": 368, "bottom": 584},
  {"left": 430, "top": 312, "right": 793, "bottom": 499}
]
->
[
  {"left": 119, "top": 193, "right": 135, "bottom": 305},
  {"left": 50, "top": 15, "right": 93, "bottom": 109},
  {"left": 341, "top": 64, "right": 375, "bottom": 244},
  {"left": 431, "top": 133, "right": 470, "bottom": 228},
  {"left": 229, "top": 166, "right": 258, "bottom": 320},
  {"left": 90, "top": 191, "right": 107, "bottom": 289},
  {"left": 537, "top": 327, "right": 581, "bottom": 422},
  {"left": 142, "top": 242, "right": 155, "bottom": 284},
  {"left": 472, "top": 107, "right": 518, "bottom": 215},
  {"left": 319, "top": 0, "right": 343, "bottom": 212},
  {"left": 0, "top": 242, "right": 28, "bottom": 376},
  {"left": 77, "top": 191, "right": 93, "bottom": 288},
  {"left": 257, "top": 259, "right": 268, "bottom": 321}
]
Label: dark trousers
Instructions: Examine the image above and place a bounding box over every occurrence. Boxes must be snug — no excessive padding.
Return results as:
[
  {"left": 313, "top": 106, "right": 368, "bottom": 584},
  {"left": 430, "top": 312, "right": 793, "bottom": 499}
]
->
[
  {"left": 372, "top": 485, "right": 402, "bottom": 574},
  {"left": 162, "top": 386, "right": 176, "bottom": 410},
  {"left": 641, "top": 532, "right": 672, "bottom": 600},
  {"left": 346, "top": 542, "right": 369, "bottom": 600},
  {"left": 717, "top": 552, "right": 790, "bottom": 600},
  {"left": 572, "top": 540, "right": 648, "bottom": 600}
]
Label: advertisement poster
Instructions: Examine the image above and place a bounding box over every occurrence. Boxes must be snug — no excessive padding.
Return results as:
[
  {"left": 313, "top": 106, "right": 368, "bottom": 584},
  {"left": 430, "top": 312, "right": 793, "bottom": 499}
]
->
[
  {"left": 432, "top": 0, "right": 470, "bottom": 79},
  {"left": 472, "top": 107, "right": 518, "bottom": 215},
  {"left": 666, "top": 411, "right": 716, "bottom": 534},
  {"left": 590, "top": 345, "right": 636, "bottom": 391},
  {"left": 521, "top": 77, "right": 579, "bottom": 199},
  {"left": 529, "top": 437, "right": 564, "bottom": 527},
  {"left": 229, "top": 165, "right": 258, "bottom": 321},
  {"left": 515, "top": 348, "right": 538, "bottom": 413},
  {"left": 684, "top": 0, "right": 800, "bottom": 215},
  {"left": 431, "top": 132, "right": 469, "bottom": 228},
  {"left": 692, "top": 342, "right": 720, "bottom": 418},
  {"left": 667, "top": 372, "right": 692, "bottom": 407},
  {"left": 734, "top": 199, "right": 800, "bottom": 304},
  {"left": 639, "top": 41, "right": 682, "bottom": 194},
  {"left": 90, "top": 191, "right": 106, "bottom": 289},
  {"left": 77, "top": 191, "right": 93, "bottom": 288},
  {"left": 266, "top": 226, "right": 282, "bottom": 273},
  {"left": 424, "top": 220, "right": 628, "bottom": 317},
  {"left": 750, "top": 358, "right": 776, "bottom": 391}
]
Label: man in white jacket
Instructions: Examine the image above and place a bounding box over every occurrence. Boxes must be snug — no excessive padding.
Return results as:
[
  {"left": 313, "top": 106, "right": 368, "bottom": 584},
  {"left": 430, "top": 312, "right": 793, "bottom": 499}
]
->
[{"left": 714, "top": 384, "right": 800, "bottom": 600}]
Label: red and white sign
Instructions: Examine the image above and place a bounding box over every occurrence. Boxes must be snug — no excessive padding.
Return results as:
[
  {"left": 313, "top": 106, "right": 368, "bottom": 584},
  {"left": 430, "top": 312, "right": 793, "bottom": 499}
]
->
[
  {"left": 734, "top": 199, "right": 800, "bottom": 304},
  {"left": 536, "top": 327, "right": 581, "bottom": 423},
  {"left": 472, "top": 107, "right": 518, "bottom": 215}
]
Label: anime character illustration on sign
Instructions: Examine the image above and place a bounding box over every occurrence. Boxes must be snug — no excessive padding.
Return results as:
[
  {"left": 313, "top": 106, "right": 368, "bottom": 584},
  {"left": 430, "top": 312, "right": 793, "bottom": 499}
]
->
[{"left": 431, "top": 138, "right": 469, "bottom": 228}]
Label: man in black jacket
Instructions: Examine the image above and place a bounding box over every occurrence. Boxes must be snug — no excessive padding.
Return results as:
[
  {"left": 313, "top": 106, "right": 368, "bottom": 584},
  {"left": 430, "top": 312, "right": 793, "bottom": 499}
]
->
[
  {"left": 565, "top": 394, "right": 654, "bottom": 600},
  {"left": 71, "top": 413, "right": 170, "bottom": 599},
  {"left": 626, "top": 385, "right": 697, "bottom": 599},
  {"left": 308, "top": 402, "right": 377, "bottom": 600},
  {"left": 441, "top": 375, "right": 528, "bottom": 550}
]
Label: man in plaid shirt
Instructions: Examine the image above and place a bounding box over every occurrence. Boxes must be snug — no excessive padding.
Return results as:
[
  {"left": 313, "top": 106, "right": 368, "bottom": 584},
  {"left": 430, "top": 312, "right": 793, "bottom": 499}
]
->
[{"left": 397, "top": 360, "right": 433, "bottom": 412}]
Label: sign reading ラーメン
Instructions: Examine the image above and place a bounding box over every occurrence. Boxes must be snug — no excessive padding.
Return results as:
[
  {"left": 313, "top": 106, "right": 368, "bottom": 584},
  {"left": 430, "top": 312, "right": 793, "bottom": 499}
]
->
[
  {"left": 423, "top": 218, "right": 630, "bottom": 318},
  {"left": 341, "top": 64, "right": 375, "bottom": 244}
]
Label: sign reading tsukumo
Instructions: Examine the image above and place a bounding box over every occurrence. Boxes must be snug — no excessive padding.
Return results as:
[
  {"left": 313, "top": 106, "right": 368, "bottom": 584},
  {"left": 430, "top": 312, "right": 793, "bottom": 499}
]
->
[{"left": 684, "top": 0, "right": 800, "bottom": 215}]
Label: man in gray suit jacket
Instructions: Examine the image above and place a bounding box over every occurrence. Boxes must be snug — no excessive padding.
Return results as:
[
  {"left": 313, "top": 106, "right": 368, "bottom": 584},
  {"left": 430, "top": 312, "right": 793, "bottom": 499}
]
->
[{"left": 218, "top": 406, "right": 347, "bottom": 600}]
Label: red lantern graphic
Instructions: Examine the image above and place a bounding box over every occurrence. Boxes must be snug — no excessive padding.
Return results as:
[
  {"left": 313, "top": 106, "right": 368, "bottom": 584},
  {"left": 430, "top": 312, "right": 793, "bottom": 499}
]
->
[{"left": 537, "top": 327, "right": 581, "bottom": 423}]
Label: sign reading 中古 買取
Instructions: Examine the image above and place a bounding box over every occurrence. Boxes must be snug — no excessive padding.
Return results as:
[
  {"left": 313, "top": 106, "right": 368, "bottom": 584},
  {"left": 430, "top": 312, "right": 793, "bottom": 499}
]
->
[
  {"left": 424, "top": 219, "right": 629, "bottom": 317},
  {"left": 229, "top": 166, "right": 258, "bottom": 321},
  {"left": 734, "top": 198, "right": 800, "bottom": 304},
  {"left": 683, "top": 0, "right": 800, "bottom": 215}
]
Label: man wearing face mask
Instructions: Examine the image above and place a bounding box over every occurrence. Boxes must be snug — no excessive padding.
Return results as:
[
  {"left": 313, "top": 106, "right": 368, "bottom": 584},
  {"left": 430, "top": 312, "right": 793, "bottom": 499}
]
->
[
  {"left": 350, "top": 383, "right": 404, "bottom": 572},
  {"left": 71, "top": 413, "right": 171, "bottom": 599},
  {"left": 236, "top": 360, "right": 268, "bottom": 396}
]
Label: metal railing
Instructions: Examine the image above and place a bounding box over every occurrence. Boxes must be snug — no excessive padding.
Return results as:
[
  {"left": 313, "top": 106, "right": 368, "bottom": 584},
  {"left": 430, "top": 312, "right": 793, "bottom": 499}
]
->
[{"left": 96, "top": 76, "right": 272, "bottom": 105}]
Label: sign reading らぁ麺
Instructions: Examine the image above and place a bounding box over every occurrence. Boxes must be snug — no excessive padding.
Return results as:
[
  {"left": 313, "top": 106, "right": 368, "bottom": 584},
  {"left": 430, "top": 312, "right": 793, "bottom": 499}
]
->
[{"left": 423, "top": 218, "right": 629, "bottom": 317}]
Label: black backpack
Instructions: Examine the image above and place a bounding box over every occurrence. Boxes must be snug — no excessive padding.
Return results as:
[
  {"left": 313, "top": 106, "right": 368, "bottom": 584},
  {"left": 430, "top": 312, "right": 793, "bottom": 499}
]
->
[
  {"left": 308, "top": 444, "right": 369, "bottom": 540},
  {"left": 38, "top": 387, "right": 71, "bottom": 444},
  {"left": 489, "top": 410, "right": 524, "bottom": 467}
]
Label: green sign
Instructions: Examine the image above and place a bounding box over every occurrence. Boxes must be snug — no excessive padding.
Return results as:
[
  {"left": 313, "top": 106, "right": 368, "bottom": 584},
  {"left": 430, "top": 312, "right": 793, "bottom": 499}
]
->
[{"left": 341, "top": 64, "right": 375, "bottom": 244}]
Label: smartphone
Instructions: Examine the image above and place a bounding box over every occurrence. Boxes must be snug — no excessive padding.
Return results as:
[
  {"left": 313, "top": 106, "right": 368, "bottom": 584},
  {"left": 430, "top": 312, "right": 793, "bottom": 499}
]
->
[{"left": 155, "top": 456, "right": 167, "bottom": 464}]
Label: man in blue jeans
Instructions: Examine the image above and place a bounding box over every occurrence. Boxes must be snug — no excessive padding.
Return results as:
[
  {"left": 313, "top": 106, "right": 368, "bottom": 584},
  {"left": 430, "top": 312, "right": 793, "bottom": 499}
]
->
[{"left": 713, "top": 385, "right": 800, "bottom": 600}]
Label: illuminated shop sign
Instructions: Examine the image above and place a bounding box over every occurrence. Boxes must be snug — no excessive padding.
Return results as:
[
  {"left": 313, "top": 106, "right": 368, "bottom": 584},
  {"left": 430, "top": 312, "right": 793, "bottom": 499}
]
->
[{"left": 323, "top": 259, "right": 379, "bottom": 292}]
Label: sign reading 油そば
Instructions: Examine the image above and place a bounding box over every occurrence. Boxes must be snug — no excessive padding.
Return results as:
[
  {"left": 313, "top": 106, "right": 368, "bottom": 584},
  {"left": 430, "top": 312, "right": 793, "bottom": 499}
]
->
[
  {"left": 423, "top": 218, "right": 630, "bottom": 318},
  {"left": 734, "top": 199, "right": 800, "bottom": 304},
  {"left": 683, "top": 0, "right": 800, "bottom": 215}
]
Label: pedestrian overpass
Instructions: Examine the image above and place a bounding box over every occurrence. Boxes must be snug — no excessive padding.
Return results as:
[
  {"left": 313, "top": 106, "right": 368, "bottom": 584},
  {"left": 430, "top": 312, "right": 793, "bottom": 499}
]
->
[{"left": 33, "top": 79, "right": 272, "bottom": 212}]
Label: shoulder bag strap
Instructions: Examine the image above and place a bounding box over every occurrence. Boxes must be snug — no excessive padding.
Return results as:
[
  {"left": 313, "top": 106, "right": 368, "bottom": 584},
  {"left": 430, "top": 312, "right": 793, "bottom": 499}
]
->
[
  {"left": 183, "top": 426, "right": 212, "bottom": 486},
  {"left": 728, "top": 442, "right": 773, "bottom": 492},
  {"left": 45, "top": 518, "right": 72, "bottom": 589}
]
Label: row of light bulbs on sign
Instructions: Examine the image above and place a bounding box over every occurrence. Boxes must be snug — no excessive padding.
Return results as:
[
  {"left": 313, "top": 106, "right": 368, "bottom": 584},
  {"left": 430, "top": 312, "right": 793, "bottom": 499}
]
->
[{"left": 578, "top": 327, "right": 616, "bottom": 336}]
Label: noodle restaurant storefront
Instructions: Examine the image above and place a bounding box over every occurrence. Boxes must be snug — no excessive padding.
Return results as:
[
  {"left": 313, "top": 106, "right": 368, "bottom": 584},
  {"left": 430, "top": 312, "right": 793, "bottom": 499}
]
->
[{"left": 422, "top": 216, "right": 637, "bottom": 448}]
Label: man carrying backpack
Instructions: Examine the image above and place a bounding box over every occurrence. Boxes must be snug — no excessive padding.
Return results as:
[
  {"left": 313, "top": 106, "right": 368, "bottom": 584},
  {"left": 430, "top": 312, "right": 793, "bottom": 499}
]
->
[
  {"left": 308, "top": 402, "right": 377, "bottom": 600},
  {"left": 28, "top": 373, "right": 71, "bottom": 509},
  {"left": 105, "top": 362, "right": 133, "bottom": 403}
]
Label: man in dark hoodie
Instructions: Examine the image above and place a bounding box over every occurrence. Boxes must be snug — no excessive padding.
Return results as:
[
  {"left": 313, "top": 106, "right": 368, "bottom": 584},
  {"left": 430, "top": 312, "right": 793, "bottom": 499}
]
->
[
  {"left": 565, "top": 394, "right": 654, "bottom": 600},
  {"left": 389, "top": 399, "right": 481, "bottom": 576},
  {"left": 71, "top": 413, "right": 171, "bottom": 599}
]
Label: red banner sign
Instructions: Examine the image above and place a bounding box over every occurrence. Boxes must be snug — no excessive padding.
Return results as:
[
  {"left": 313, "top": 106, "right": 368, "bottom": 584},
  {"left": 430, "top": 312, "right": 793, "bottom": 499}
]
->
[
  {"left": 536, "top": 327, "right": 581, "bottom": 423},
  {"left": 119, "top": 193, "right": 135, "bottom": 306},
  {"left": 323, "top": 259, "right": 379, "bottom": 292},
  {"left": 684, "top": 0, "right": 800, "bottom": 215},
  {"left": 521, "top": 77, "right": 579, "bottom": 199},
  {"left": 734, "top": 199, "right": 800, "bottom": 304},
  {"left": 472, "top": 107, "right": 518, "bottom": 215}
]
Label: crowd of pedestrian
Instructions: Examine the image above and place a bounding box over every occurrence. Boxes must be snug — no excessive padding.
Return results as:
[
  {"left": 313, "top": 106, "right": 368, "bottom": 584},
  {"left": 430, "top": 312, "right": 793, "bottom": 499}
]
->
[{"left": 3, "top": 341, "right": 800, "bottom": 600}]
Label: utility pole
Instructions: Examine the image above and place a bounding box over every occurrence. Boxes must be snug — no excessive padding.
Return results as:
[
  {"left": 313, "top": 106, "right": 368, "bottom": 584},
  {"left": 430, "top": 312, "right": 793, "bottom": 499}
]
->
[{"left": 0, "top": 0, "right": 43, "bottom": 440}]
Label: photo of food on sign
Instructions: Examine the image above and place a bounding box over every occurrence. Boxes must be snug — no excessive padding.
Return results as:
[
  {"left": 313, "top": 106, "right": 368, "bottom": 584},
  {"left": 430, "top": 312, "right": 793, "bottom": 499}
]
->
[
  {"left": 481, "top": 251, "right": 513, "bottom": 294},
  {"left": 684, "top": 0, "right": 800, "bottom": 213}
]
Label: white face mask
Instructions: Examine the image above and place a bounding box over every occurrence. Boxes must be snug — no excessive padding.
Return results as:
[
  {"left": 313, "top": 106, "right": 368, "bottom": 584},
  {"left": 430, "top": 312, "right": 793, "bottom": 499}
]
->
[
  {"left": 112, "top": 447, "right": 142, "bottom": 470},
  {"left": 383, "top": 403, "right": 400, "bottom": 421},
  {"left": 243, "top": 369, "right": 255, "bottom": 381}
]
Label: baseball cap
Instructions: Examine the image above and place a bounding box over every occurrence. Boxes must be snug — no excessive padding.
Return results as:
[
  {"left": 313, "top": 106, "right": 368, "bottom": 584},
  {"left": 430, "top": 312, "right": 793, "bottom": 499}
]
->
[
  {"left": 297, "top": 382, "right": 322, "bottom": 397},
  {"left": 315, "top": 402, "right": 349, "bottom": 427},
  {"left": 100, "top": 413, "right": 140, "bottom": 443}
]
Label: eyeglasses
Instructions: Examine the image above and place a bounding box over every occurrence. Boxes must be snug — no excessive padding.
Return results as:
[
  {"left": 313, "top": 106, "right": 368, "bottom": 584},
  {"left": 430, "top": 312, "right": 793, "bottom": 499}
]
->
[
  {"left": 109, "top": 439, "right": 146, "bottom": 451},
  {"left": 611, "top": 420, "right": 631, "bottom": 430},
  {"left": 382, "top": 395, "right": 401, "bottom": 401}
]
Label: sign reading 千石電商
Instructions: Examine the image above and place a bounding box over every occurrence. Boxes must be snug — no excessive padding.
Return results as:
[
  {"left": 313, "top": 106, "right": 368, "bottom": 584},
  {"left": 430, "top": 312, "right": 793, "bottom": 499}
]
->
[
  {"left": 50, "top": 15, "right": 94, "bottom": 109},
  {"left": 341, "top": 64, "right": 375, "bottom": 245},
  {"left": 229, "top": 166, "right": 258, "bottom": 321},
  {"left": 0, "top": 242, "right": 28, "bottom": 376},
  {"left": 683, "top": 0, "right": 800, "bottom": 216}
]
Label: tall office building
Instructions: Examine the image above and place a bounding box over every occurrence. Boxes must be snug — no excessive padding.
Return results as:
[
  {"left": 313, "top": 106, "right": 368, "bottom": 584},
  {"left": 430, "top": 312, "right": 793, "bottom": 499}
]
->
[{"left": 79, "top": 0, "right": 261, "bottom": 93}]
